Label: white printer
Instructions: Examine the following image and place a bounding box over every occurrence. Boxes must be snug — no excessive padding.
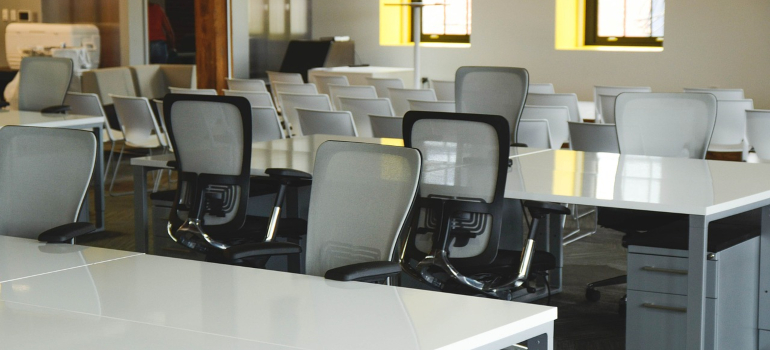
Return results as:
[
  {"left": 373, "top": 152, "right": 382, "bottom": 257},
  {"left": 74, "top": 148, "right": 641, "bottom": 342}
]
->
[{"left": 5, "top": 23, "right": 100, "bottom": 74}]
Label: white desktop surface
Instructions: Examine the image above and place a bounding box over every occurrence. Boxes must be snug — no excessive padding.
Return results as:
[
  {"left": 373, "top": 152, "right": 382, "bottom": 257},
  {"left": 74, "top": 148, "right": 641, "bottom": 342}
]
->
[
  {"left": 506, "top": 149, "right": 770, "bottom": 215},
  {"left": 0, "top": 253, "right": 556, "bottom": 349},
  {"left": 0, "top": 236, "right": 141, "bottom": 283},
  {"left": 0, "top": 110, "right": 104, "bottom": 128}
]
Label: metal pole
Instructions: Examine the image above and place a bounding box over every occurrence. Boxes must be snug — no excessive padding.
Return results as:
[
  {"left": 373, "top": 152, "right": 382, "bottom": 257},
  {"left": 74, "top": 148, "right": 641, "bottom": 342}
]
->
[{"left": 413, "top": 5, "right": 421, "bottom": 88}]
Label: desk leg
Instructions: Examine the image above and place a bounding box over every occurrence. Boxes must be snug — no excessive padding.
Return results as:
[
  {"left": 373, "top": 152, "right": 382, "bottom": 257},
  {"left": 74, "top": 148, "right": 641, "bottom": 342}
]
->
[
  {"left": 133, "top": 165, "right": 149, "bottom": 253},
  {"left": 687, "top": 214, "right": 708, "bottom": 350},
  {"left": 92, "top": 125, "right": 105, "bottom": 230},
  {"left": 760, "top": 206, "right": 770, "bottom": 331}
]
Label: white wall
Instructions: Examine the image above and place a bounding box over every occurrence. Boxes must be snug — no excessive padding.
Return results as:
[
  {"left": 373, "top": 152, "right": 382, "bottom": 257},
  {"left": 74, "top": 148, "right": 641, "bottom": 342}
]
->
[{"left": 311, "top": 0, "right": 770, "bottom": 108}]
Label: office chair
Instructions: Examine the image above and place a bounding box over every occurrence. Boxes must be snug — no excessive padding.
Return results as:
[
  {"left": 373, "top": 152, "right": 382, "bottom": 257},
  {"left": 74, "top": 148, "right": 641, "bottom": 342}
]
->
[
  {"left": 0, "top": 126, "right": 97, "bottom": 242},
  {"left": 399, "top": 111, "right": 569, "bottom": 300},
  {"left": 226, "top": 78, "right": 268, "bottom": 92},
  {"left": 517, "top": 119, "right": 555, "bottom": 149},
  {"left": 64, "top": 92, "right": 121, "bottom": 181},
  {"left": 223, "top": 90, "right": 275, "bottom": 108},
  {"left": 163, "top": 94, "right": 308, "bottom": 267},
  {"left": 328, "top": 84, "right": 378, "bottom": 111},
  {"left": 586, "top": 92, "right": 718, "bottom": 304},
  {"left": 746, "top": 109, "right": 770, "bottom": 162},
  {"left": 593, "top": 85, "right": 652, "bottom": 123},
  {"left": 525, "top": 93, "right": 582, "bottom": 123},
  {"left": 707, "top": 99, "right": 754, "bottom": 161},
  {"left": 17, "top": 57, "right": 73, "bottom": 113},
  {"left": 408, "top": 100, "right": 455, "bottom": 113},
  {"left": 429, "top": 79, "right": 455, "bottom": 101},
  {"left": 296, "top": 109, "right": 358, "bottom": 137},
  {"left": 387, "top": 88, "right": 437, "bottom": 116},
  {"left": 369, "top": 115, "right": 403, "bottom": 139},
  {"left": 278, "top": 93, "right": 333, "bottom": 137},
  {"left": 225, "top": 141, "right": 422, "bottom": 283},
  {"left": 529, "top": 83, "right": 555, "bottom": 94},
  {"left": 365, "top": 77, "right": 404, "bottom": 98},
  {"left": 521, "top": 105, "right": 570, "bottom": 147}
]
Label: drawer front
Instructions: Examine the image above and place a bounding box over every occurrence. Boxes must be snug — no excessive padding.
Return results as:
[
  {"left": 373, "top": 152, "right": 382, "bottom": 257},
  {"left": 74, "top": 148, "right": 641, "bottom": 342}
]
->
[
  {"left": 628, "top": 253, "right": 717, "bottom": 298},
  {"left": 626, "top": 290, "right": 715, "bottom": 350},
  {"left": 761, "top": 330, "right": 770, "bottom": 350}
]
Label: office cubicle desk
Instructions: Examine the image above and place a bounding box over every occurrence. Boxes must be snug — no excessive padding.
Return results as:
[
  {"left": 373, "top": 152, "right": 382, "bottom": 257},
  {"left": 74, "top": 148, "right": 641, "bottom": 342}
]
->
[
  {"left": 507, "top": 149, "right": 770, "bottom": 350},
  {"left": 308, "top": 66, "right": 415, "bottom": 88},
  {"left": 0, "top": 236, "right": 557, "bottom": 349},
  {"left": 0, "top": 110, "right": 106, "bottom": 231}
]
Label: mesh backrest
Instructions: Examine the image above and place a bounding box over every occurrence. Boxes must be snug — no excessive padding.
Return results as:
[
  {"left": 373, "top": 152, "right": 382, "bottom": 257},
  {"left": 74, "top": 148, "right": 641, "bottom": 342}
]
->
[
  {"left": 312, "top": 75, "right": 349, "bottom": 95},
  {"left": 598, "top": 94, "right": 618, "bottom": 124},
  {"left": 746, "top": 110, "right": 770, "bottom": 160},
  {"left": 304, "top": 141, "right": 421, "bottom": 277},
  {"left": 338, "top": 97, "right": 394, "bottom": 138},
  {"left": 711, "top": 99, "right": 754, "bottom": 145},
  {"left": 568, "top": 122, "right": 620, "bottom": 153},
  {"left": 329, "top": 85, "right": 377, "bottom": 110},
  {"left": 0, "top": 126, "right": 96, "bottom": 238},
  {"left": 297, "top": 109, "right": 357, "bottom": 136},
  {"left": 529, "top": 83, "right": 555, "bottom": 94},
  {"left": 365, "top": 77, "right": 404, "bottom": 98},
  {"left": 168, "top": 87, "right": 218, "bottom": 95},
  {"left": 593, "top": 86, "right": 652, "bottom": 112},
  {"left": 388, "top": 88, "right": 437, "bottom": 116},
  {"left": 226, "top": 78, "right": 267, "bottom": 92},
  {"left": 112, "top": 95, "right": 165, "bottom": 147},
  {"left": 224, "top": 90, "right": 275, "bottom": 108},
  {"left": 456, "top": 67, "right": 528, "bottom": 142},
  {"left": 525, "top": 93, "right": 581, "bottom": 123},
  {"left": 683, "top": 88, "right": 744, "bottom": 100},
  {"left": 408, "top": 100, "right": 455, "bottom": 113},
  {"left": 18, "top": 57, "right": 73, "bottom": 111},
  {"left": 251, "top": 107, "right": 285, "bottom": 142},
  {"left": 278, "top": 93, "right": 332, "bottom": 136},
  {"left": 517, "top": 119, "right": 554, "bottom": 149},
  {"left": 430, "top": 80, "right": 455, "bottom": 101},
  {"left": 369, "top": 115, "right": 403, "bottom": 139},
  {"left": 615, "top": 92, "right": 717, "bottom": 159},
  {"left": 267, "top": 71, "right": 303, "bottom": 84},
  {"left": 521, "top": 105, "right": 570, "bottom": 146}
]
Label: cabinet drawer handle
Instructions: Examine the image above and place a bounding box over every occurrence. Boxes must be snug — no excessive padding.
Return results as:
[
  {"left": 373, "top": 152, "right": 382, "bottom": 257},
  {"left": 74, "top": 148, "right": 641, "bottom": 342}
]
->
[
  {"left": 641, "top": 303, "right": 687, "bottom": 313},
  {"left": 641, "top": 266, "right": 688, "bottom": 275}
]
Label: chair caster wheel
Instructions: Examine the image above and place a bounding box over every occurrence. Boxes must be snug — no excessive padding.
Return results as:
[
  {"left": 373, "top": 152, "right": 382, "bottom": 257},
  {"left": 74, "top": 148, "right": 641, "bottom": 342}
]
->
[
  {"left": 618, "top": 295, "right": 627, "bottom": 317},
  {"left": 585, "top": 287, "right": 600, "bottom": 302}
]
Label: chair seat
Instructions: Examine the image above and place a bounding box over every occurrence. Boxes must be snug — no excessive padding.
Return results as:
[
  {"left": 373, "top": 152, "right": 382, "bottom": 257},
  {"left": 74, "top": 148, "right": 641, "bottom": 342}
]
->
[{"left": 457, "top": 249, "right": 556, "bottom": 277}]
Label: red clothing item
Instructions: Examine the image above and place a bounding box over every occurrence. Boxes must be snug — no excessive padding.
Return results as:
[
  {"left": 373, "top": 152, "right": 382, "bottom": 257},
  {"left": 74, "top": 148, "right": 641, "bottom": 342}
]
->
[{"left": 148, "top": 4, "right": 168, "bottom": 42}]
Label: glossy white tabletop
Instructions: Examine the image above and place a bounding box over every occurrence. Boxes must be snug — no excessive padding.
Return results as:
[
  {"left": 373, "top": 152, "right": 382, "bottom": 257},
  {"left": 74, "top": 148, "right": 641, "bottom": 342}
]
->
[
  {"left": 0, "top": 254, "right": 556, "bottom": 350},
  {"left": 506, "top": 149, "right": 770, "bottom": 215},
  {"left": 0, "top": 109, "right": 104, "bottom": 128},
  {"left": 0, "top": 236, "right": 141, "bottom": 283}
]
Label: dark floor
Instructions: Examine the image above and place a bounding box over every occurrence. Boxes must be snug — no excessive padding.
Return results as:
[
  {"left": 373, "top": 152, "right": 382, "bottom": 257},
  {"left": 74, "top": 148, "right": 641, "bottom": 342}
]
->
[{"left": 79, "top": 154, "right": 630, "bottom": 350}]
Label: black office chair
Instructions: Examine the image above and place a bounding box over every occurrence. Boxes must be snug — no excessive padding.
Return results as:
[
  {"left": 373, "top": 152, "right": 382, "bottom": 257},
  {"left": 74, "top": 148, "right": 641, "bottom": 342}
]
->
[
  {"left": 0, "top": 126, "right": 97, "bottom": 242},
  {"left": 399, "top": 111, "right": 569, "bottom": 301},
  {"left": 586, "top": 92, "right": 719, "bottom": 306},
  {"left": 163, "top": 94, "right": 308, "bottom": 267}
]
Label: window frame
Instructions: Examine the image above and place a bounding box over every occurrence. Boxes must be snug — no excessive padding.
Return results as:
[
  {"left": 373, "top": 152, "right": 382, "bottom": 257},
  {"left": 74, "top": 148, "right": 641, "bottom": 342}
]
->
[
  {"left": 411, "top": 0, "right": 471, "bottom": 44},
  {"left": 584, "top": 0, "right": 663, "bottom": 47}
]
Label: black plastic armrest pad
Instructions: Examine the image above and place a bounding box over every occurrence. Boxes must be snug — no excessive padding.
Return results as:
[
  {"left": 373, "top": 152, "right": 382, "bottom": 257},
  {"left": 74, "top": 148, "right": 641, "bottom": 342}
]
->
[
  {"left": 522, "top": 200, "right": 571, "bottom": 216},
  {"left": 41, "top": 105, "right": 71, "bottom": 114},
  {"left": 324, "top": 261, "right": 401, "bottom": 282},
  {"left": 167, "top": 160, "right": 178, "bottom": 169},
  {"left": 512, "top": 142, "right": 528, "bottom": 147},
  {"left": 265, "top": 168, "right": 312, "bottom": 180},
  {"left": 38, "top": 222, "right": 96, "bottom": 243},
  {"left": 224, "top": 241, "right": 302, "bottom": 260}
]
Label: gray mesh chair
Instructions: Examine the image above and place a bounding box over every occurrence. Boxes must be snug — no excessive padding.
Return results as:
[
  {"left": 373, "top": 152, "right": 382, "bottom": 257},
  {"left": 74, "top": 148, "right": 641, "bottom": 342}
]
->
[
  {"left": 18, "top": 56, "right": 73, "bottom": 113},
  {"left": 223, "top": 90, "right": 275, "bottom": 108},
  {"left": 164, "top": 94, "right": 308, "bottom": 267},
  {"left": 226, "top": 78, "right": 268, "bottom": 92},
  {"left": 587, "top": 92, "right": 718, "bottom": 304},
  {"left": 365, "top": 77, "right": 404, "bottom": 98},
  {"left": 226, "top": 140, "right": 422, "bottom": 282},
  {"left": 455, "top": 66, "right": 529, "bottom": 144},
  {"left": 278, "top": 93, "right": 333, "bottom": 137},
  {"left": 400, "top": 111, "right": 568, "bottom": 300},
  {"left": 251, "top": 107, "right": 286, "bottom": 142},
  {"left": 369, "top": 115, "right": 403, "bottom": 139},
  {"left": 297, "top": 109, "right": 358, "bottom": 136},
  {"left": 338, "top": 97, "right": 395, "bottom": 138},
  {"left": 0, "top": 126, "right": 97, "bottom": 242}
]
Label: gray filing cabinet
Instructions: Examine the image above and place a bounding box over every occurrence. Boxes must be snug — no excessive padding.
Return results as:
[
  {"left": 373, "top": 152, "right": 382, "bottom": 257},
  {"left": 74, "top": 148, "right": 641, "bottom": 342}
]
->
[{"left": 625, "top": 236, "right": 760, "bottom": 350}]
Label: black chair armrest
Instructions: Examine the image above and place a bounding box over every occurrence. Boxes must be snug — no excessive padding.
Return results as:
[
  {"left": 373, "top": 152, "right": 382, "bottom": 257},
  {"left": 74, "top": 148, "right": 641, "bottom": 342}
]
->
[
  {"left": 38, "top": 222, "right": 96, "bottom": 243},
  {"left": 523, "top": 200, "right": 570, "bottom": 217},
  {"left": 223, "top": 241, "right": 301, "bottom": 260},
  {"left": 41, "top": 105, "right": 71, "bottom": 114},
  {"left": 324, "top": 261, "right": 401, "bottom": 282},
  {"left": 265, "top": 168, "right": 312, "bottom": 181}
]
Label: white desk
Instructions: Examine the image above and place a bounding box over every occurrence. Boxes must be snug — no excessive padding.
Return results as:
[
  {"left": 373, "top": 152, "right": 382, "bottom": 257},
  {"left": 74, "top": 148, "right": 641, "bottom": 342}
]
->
[
  {"left": 0, "top": 110, "right": 106, "bottom": 230},
  {"left": 0, "top": 239, "right": 556, "bottom": 349},
  {"left": 308, "top": 66, "right": 416, "bottom": 88},
  {"left": 507, "top": 149, "right": 770, "bottom": 350}
]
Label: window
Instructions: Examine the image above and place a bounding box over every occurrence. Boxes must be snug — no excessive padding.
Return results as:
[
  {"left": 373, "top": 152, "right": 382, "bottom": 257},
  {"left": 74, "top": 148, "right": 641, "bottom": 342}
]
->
[
  {"left": 416, "top": 0, "right": 472, "bottom": 44},
  {"left": 585, "top": 0, "right": 664, "bottom": 47}
]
